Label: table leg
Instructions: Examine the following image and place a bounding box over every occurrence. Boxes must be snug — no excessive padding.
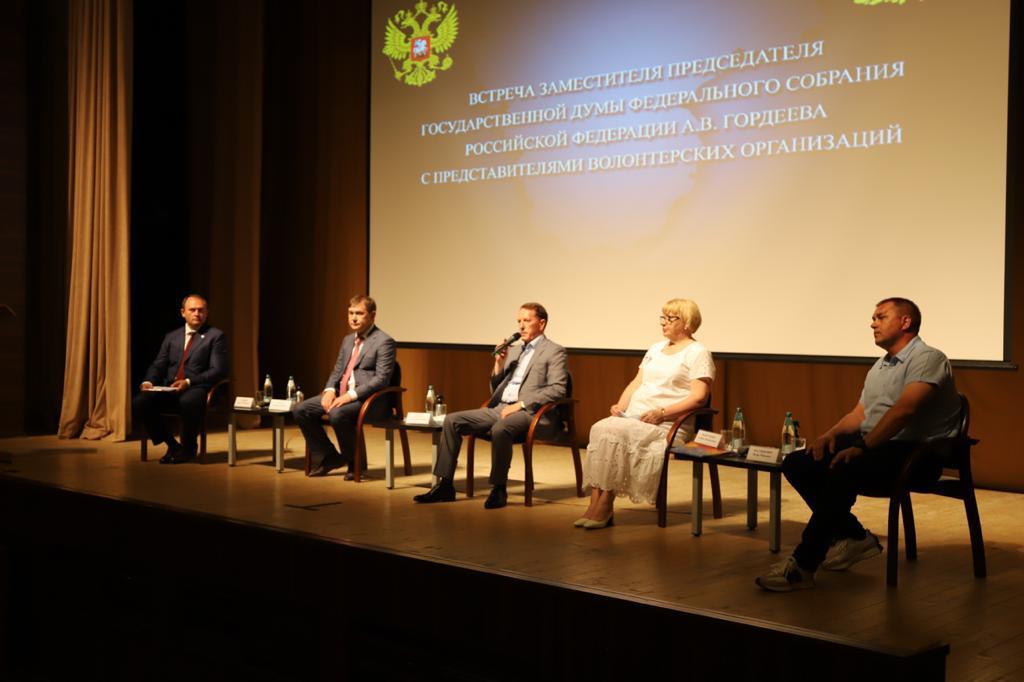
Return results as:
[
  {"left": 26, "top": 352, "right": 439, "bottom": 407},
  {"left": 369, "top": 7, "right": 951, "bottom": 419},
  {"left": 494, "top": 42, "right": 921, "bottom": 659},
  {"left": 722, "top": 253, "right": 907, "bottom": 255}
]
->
[
  {"left": 691, "top": 460, "right": 704, "bottom": 537},
  {"left": 769, "top": 470, "right": 782, "bottom": 553},
  {"left": 228, "top": 413, "right": 237, "bottom": 466},
  {"left": 274, "top": 414, "right": 284, "bottom": 473},
  {"left": 431, "top": 430, "right": 440, "bottom": 486},
  {"left": 385, "top": 428, "right": 395, "bottom": 489},
  {"left": 747, "top": 469, "right": 758, "bottom": 530}
]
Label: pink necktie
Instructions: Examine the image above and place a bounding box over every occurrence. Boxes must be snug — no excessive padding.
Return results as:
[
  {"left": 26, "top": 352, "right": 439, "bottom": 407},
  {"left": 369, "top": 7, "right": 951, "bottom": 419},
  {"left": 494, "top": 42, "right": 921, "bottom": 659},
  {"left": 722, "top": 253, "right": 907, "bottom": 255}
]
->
[{"left": 337, "top": 337, "right": 363, "bottom": 393}]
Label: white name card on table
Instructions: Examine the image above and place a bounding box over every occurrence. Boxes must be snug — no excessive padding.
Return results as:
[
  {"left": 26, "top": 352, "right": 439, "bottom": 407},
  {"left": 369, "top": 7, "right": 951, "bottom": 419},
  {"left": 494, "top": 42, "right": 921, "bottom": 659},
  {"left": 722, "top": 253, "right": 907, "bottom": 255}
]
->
[
  {"left": 747, "top": 445, "right": 782, "bottom": 464},
  {"left": 694, "top": 429, "right": 724, "bottom": 448},
  {"left": 268, "top": 399, "right": 293, "bottom": 413},
  {"left": 234, "top": 397, "right": 255, "bottom": 409},
  {"left": 405, "top": 412, "right": 433, "bottom": 426}
]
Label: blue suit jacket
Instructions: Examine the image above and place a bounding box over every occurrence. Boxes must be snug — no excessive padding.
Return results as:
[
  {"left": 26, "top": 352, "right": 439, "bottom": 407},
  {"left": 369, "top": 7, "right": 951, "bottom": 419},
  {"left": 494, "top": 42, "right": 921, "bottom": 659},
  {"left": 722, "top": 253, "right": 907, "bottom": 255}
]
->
[
  {"left": 324, "top": 326, "right": 396, "bottom": 401},
  {"left": 144, "top": 325, "right": 228, "bottom": 391}
]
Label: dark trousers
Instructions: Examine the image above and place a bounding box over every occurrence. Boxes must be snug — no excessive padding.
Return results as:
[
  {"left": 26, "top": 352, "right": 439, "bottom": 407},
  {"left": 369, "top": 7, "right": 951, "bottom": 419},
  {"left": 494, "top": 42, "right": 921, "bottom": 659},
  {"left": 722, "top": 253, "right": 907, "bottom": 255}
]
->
[
  {"left": 132, "top": 387, "right": 208, "bottom": 453},
  {"left": 784, "top": 434, "right": 942, "bottom": 571},
  {"left": 433, "top": 406, "right": 555, "bottom": 486},
  {"left": 292, "top": 394, "right": 387, "bottom": 467}
]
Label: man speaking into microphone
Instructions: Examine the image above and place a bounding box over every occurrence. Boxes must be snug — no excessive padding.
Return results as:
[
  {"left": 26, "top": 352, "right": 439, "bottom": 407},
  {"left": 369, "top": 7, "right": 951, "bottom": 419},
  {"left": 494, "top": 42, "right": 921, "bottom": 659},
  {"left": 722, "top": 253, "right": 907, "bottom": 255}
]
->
[{"left": 414, "top": 302, "right": 568, "bottom": 509}]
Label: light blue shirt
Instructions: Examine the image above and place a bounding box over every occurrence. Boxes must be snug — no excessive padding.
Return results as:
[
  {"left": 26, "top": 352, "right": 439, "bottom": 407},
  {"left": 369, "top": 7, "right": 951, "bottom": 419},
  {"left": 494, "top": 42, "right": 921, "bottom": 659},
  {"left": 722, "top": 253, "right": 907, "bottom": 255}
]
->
[
  {"left": 859, "top": 336, "right": 961, "bottom": 441},
  {"left": 500, "top": 335, "right": 543, "bottom": 403}
]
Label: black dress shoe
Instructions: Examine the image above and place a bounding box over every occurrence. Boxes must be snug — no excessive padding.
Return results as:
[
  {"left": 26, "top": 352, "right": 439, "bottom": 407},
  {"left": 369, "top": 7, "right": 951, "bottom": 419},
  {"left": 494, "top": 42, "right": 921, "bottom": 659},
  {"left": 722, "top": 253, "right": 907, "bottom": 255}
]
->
[
  {"left": 307, "top": 456, "right": 344, "bottom": 477},
  {"left": 169, "top": 449, "right": 196, "bottom": 464},
  {"left": 413, "top": 479, "right": 455, "bottom": 503},
  {"left": 159, "top": 442, "right": 181, "bottom": 464},
  {"left": 343, "top": 460, "right": 363, "bottom": 481},
  {"left": 308, "top": 457, "right": 343, "bottom": 477},
  {"left": 484, "top": 485, "right": 507, "bottom": 509}
]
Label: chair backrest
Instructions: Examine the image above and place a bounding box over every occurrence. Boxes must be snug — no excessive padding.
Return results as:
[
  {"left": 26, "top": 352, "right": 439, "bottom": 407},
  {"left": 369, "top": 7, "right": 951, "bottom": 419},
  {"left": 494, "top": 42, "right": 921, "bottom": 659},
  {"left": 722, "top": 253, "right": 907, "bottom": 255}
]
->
[
  {"left": 947, "top": 392, "right": 974, "bottom": 471},
  {"left": 694, "top": 394, "right": 715, "bottom": 433},
  {"left": 957, "top": 392, "right": 971, "bottom": 440},
  {"left": 556, "top": 372, "right": 575, "bottom": 429},
  {"left": 387, "top": 361, "right": 404, "bottom": 415}
]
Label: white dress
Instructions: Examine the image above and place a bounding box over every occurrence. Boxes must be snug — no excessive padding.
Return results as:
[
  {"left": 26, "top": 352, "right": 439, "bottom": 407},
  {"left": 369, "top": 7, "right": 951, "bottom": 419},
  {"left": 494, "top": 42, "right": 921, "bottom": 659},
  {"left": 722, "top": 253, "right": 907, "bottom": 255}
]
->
[{"left": 583, "top": 340, "right": 715, "bottom": 504}]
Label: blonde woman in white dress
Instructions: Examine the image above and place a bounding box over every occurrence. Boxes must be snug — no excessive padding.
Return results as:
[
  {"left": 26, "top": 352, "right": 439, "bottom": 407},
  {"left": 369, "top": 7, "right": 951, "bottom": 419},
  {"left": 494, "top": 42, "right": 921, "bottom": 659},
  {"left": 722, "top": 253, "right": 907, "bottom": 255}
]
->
[{"left": 577, "top": 299, "right": 714, "bottom": 529}]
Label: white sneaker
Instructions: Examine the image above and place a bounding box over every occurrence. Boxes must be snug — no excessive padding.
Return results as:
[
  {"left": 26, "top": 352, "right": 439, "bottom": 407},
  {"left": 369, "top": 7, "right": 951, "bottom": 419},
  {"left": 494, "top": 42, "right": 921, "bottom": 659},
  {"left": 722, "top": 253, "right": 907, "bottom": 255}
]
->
[
  {"left": 755, "top": 556, "right": 816, "bottom": 592},
  {"left": 822, "top": 530, "right": 883, "bottom": 571}
]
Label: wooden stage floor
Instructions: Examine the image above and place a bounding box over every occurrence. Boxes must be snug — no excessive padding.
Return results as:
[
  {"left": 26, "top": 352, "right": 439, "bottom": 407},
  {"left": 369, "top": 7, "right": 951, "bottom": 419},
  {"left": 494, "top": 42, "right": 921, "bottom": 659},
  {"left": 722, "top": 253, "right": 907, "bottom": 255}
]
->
[{"left": 1, "top": 427, "right": 1021, "bottom": 680}]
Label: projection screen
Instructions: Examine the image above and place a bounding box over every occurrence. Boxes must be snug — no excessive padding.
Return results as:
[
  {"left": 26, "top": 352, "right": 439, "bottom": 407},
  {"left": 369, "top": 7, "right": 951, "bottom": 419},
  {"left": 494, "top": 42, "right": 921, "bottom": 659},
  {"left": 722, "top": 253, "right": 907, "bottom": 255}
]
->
[{"left": 370, "top": 0, "right": 1010, "bottom": 361}]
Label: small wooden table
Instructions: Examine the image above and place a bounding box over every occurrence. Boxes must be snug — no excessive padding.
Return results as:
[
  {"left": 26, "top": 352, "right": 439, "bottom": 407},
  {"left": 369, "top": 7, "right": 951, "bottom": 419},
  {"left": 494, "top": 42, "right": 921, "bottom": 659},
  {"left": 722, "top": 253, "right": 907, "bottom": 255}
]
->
[
  {"left": 669, "top": 447, "right": 785, "bottom": 553},
  {"left": 228, "top": 405, "right": 292, "bottom": 473},
  {"left": 397, "top": 419, "right": 444, "bottom": 486}
]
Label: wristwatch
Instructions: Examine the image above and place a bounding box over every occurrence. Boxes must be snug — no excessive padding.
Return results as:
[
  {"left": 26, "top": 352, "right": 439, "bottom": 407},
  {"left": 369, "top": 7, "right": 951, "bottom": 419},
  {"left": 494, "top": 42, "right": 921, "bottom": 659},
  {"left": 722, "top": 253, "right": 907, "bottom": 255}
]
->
[{"left": 520, "top": 401, "right": 527, "bottom": 411}]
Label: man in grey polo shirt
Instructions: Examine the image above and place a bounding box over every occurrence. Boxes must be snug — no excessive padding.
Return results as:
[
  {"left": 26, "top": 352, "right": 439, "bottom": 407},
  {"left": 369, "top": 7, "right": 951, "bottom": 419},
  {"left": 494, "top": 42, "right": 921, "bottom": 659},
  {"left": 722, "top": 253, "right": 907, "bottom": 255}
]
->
[{"left": 757, "top": 297, "right": 961, "bottom": 592}]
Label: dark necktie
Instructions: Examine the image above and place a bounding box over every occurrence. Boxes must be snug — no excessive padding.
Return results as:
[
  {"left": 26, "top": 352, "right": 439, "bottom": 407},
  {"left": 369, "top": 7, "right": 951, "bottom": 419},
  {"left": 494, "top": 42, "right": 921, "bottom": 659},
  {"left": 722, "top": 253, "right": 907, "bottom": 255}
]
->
[{"left": 175, "top": 331, "right": 196, "bottom": 382}]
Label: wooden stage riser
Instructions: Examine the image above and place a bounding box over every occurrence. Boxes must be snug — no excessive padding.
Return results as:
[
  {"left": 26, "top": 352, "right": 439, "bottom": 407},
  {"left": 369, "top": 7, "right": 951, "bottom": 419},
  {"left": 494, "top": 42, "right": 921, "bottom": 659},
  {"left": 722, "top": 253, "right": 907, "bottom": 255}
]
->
[{"left": 0, "top": 478, "right": 946, "bottom": 681}]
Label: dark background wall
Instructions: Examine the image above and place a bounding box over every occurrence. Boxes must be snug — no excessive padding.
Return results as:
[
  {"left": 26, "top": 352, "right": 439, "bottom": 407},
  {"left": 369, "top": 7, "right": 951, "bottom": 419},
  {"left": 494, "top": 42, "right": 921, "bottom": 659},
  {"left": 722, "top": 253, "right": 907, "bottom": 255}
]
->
[{"left": 5, "top": 0, "right": 1022, "bottom": 490}]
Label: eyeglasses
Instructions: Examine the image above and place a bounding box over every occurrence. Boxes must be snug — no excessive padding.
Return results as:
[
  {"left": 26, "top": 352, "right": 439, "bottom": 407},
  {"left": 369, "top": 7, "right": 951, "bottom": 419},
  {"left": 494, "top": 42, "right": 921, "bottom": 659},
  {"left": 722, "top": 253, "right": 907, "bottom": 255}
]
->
[{"left": 659, "top": 315, "right": 680, "bottom": 324}]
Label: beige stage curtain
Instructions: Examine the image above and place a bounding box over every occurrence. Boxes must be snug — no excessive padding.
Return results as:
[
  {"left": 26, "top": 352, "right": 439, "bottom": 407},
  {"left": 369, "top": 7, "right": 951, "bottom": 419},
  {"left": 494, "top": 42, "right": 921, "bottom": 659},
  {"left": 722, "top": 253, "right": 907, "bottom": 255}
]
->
[{"left": 58, "top": 0, "right": 132, "bottom": 441}]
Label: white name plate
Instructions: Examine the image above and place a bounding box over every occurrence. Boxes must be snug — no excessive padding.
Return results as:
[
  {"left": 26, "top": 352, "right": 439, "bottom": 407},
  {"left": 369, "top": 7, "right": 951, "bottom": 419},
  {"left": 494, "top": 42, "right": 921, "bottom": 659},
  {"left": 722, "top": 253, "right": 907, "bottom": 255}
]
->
[
  {"left": 268, "top": 399, "right": 293, "bottom": 413},
  {"left": 234, "top": 397, "right": 256, "bottom": 409},
  {"left": 404, "top": 412, "right": 433, "bottom": 426},
  {"left": 694, "top": 429, "right": 724, "bottom": 448},
  {"left": 747, "top": 445, "right": 782, "bottom": 464}
]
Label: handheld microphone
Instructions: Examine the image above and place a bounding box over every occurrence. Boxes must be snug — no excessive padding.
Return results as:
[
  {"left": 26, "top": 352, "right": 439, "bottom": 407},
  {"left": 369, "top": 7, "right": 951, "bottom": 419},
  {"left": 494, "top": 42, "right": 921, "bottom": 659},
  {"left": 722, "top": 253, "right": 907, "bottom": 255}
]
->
[{"left": 491, "top": 332, "right": 521, "bottom": 356}]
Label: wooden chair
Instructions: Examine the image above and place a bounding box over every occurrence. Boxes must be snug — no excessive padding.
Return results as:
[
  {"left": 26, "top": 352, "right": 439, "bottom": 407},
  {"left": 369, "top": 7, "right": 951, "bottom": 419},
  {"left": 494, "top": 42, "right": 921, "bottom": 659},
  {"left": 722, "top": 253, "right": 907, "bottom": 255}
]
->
[
  {"left": 140, "top": 378, "right": 232, "bottom": 463},
  {"left": 656, "top": 405, "right": 721, "bottom": 527},
  {"left": 305, "top": 362, "right": 412, "bottom": 485},
  {"left": 860, "top": 393, "right": 985, "bottom": 587},
  {"left": 465, "top": 373, "right": 584, "bottom": 506}
]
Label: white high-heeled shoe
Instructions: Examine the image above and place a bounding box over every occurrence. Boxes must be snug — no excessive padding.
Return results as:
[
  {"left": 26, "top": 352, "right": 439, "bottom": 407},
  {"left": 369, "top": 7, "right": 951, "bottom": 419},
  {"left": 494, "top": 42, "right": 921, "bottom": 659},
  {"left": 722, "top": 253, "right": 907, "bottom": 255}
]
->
[{"left": 582, "top": 514, "right": 614, "bottom": 530}]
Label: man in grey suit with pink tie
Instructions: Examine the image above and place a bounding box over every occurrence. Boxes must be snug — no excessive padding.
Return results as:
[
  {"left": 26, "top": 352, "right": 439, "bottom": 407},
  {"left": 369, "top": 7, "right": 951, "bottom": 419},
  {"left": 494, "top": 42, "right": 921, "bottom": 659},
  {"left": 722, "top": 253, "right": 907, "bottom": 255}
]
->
[
  {"left": 133, "top": 294, "right": 228, "bottom": 464},
  {"left": 415, "top": 302, "right": 568, "bottom": 509},
  {"left": 293, "top": 295, "right": 396, "bottom": 478}
]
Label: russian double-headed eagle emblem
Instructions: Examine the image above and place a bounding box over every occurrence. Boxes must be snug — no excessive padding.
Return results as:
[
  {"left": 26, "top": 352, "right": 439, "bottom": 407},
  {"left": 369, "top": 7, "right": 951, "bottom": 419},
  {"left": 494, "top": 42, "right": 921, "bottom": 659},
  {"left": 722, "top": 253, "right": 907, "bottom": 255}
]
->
[{"left": 383, "top": 1, "right": 459, "bottom": 87}]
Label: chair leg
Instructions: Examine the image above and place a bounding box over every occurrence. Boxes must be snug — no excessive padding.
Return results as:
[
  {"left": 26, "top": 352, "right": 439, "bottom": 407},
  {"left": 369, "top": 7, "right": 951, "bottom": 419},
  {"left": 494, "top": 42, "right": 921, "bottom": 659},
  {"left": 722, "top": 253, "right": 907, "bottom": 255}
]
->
[
  {"left": 709, "top": 463, "right": 723, "bottom": 519},
  {"left": 886, "top": 495, "right": 901, "bottom": 587},
  {"left": 199, "top": 429, "right": 207, "bottom": 464},
  {"left": 901, "top": 494, "right": 917, "bottom": 561},
  {"left": 353, "top": 430, "right": 367, "bottom": 482},
  {"left": 571, "top": 444, "right": 584, "bottom": 497},
  {"left": 304, "top": 441, "right": 311, "bottom": 476},
  {"left": 399, "top": 428, "right": 412, "bottom": 476},
  {"left": 466, "top": 437, "right": 475, "bottom": 498},
  {"left": 140, "top": 430, "right": 148, "bottom": 462},
  {"left": 656, "top": 454, "right": 669, "bottom": 528},
  {"left": 523, "top": 441, "right": 534, "bottom": 507},
  {"left": 963, "top": 490, "right": 987, "bottom": 578}
]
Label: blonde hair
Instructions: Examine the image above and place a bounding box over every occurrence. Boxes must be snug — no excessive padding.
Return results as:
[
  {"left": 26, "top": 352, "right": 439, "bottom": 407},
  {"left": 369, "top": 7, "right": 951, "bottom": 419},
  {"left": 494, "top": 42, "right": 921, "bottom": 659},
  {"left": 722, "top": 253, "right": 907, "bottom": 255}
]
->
[{"left": 663, "top": 298, "right": 702, "bottom": 333}]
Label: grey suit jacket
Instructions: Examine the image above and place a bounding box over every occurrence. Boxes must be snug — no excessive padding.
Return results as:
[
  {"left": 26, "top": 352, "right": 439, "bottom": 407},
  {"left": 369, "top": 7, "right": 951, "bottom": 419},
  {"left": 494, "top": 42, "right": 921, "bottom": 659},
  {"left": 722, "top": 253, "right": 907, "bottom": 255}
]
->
[
  {"left": 324, "top": 325, "right": 396, "bottom": 401},
  {"left": 487, "top": 336, "right": 568, "bottom": 414}
]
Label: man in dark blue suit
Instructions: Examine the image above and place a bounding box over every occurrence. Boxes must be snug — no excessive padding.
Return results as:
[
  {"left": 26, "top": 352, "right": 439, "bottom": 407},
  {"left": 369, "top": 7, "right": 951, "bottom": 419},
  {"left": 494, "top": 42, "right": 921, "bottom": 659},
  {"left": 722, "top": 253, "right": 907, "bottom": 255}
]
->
[
  {"left": 293, "top": 295, "right": 396, "bottom": 478},
  {"left": 133, "top": 294, "right": 228, "bottom": 463}
]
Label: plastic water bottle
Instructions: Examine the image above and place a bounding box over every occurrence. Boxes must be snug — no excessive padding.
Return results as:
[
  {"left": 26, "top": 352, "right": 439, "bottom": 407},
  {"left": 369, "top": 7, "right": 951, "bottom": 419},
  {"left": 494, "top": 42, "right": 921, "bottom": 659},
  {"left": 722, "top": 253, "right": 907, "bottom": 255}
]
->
[
  {"left": 781, "top": 411, "right": 796, "bottom": 455},
  {"left": 425, "top": 385, "right": 436, "bottom": 414},
  {"left": 731, "top": 407, "right": 746, "bottom": 450},
  {"left": 295, "top": 386, "right": 305, "bottom": 403},
  {"left": 263, "top": 374, "right": 273, "bottom": 406},
  {"left": 287, "top": 375, "right": 297, "bottom": 401}
]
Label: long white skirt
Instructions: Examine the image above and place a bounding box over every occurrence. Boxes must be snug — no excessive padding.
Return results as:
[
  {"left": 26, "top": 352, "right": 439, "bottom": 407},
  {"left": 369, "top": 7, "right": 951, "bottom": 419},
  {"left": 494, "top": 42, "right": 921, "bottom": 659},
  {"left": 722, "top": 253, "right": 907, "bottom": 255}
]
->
[{"left": 582, "top": 416, "right": 691, "bottom": 505}]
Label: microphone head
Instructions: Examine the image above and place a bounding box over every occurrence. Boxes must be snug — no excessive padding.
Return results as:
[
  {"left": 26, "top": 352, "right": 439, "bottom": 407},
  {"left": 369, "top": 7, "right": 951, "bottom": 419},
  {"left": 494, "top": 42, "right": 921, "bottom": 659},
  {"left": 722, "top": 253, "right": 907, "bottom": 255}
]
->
[{"left": 510, "top": 332, "right": 522, "bottom": 342}]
